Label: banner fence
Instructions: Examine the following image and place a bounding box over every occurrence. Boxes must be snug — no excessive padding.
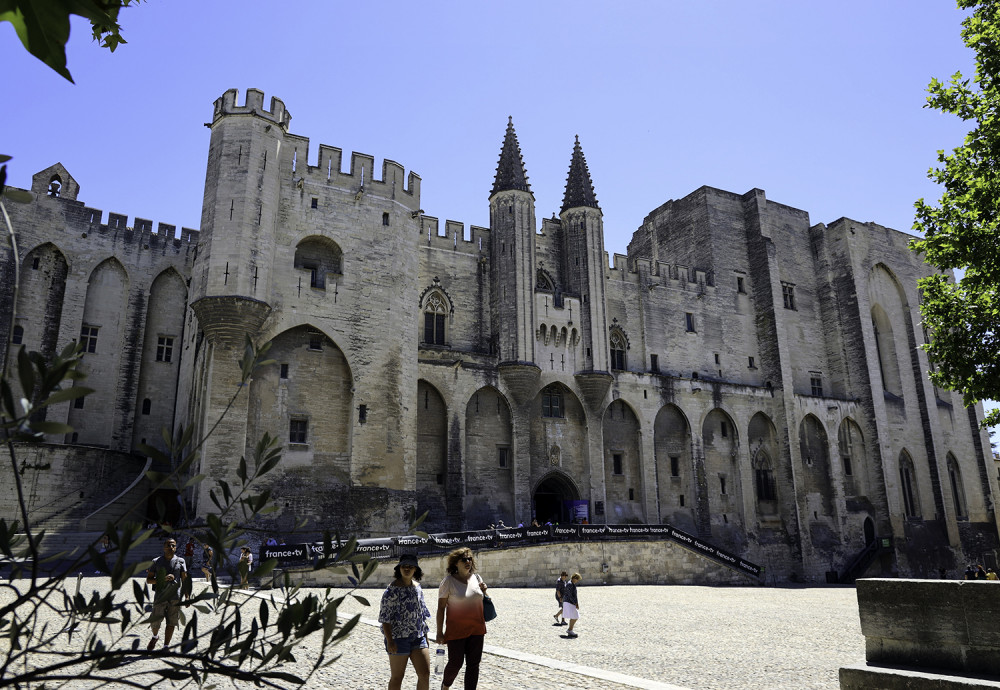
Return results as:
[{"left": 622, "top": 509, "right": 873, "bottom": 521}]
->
[{"left": 262, "top": 523, "right": 762, "bottom": 579}]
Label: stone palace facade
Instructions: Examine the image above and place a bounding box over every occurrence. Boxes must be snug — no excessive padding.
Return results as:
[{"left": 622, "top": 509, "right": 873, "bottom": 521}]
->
[{"left": 2, "top": 88, "right": 998, "bottom": 581}]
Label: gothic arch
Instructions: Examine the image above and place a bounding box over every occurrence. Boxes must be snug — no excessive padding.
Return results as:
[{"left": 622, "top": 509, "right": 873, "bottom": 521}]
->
[
  {"left": 245, "top": 324, "right": 354, "bottom": 481},
  {"left": 945, "top": 452, "right": 968, "bottom": 519},
  {"left": 870, "top": 303, "right": 903, "bottom": 396},
  {"left": 602, "top": 398, "right": 644, "bottom": 522},
  {"left": 532, "top": 470, "right": 582, "bottom": 524},
  {"left": 132, "top": 268, "right": 188, "bottom": 451},
  {"left": 702, "top": 407, "right": 744, "bottom": 542},
  {"left": 420, "top": 282, "right": 453, "bottom": 347},
  {"left": 15, "top": 243, "right": 69, "bottom": 358},
  {"left": 898, "top": 449, "right": 920, "bottom": 518},
  {"left": 69, "top": 257, "right": 130, "bottom": 446},
  {"left": 416, "top": 380, "right": 448, "bottom": 529},
  {"left": 868, "top": 263, "right": 910, "bottom": 397},
  {"left": 529, "top": 383, "right": 587, "bottom": 496},
  {"left": 654, "top": 403, "right": 694, "bottom": 529},
  {"left": 838, "top": 417, "right": 870, "bottom": 498},
  {"left": 465, "top": 386, "right": 514, "bottom": 527},
  {"left": 535, "top": 267, "right": 554, "bottom": 292},
  {"left": 749, "top": 412, "right": 780, "bottom": 516},
  {"left": 609, "top": 327, "right": 628, "bottom": 371},
  {"left": 798, "top": 414, "right": 835, "bottom": 517}
]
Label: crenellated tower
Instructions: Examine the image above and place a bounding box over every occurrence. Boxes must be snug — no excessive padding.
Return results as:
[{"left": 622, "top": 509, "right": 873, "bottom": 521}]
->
[
  {"left": 189, "top": 88, "right": 289, "bottom": 340},
  {"left": 489, "top": 118, "right": 540, "bottom": 402},
  {"left": 560, "top": 136, "right": 612, "bottom": 405},
  {"left": 187, "top": 88, "right": 289, "bottom": 515}
]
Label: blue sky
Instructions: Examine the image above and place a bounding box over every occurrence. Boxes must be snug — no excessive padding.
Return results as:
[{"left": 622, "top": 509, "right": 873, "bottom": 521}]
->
[{"left": 2, "top": 0, "right": 995, "bottom": 437}]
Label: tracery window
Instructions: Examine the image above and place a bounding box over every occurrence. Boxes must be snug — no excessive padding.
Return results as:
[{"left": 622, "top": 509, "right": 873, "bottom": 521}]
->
[
  {"left": 610, "top": 330, "right": 627, "bottom": 371},
  {"left": 423, "top": 291, "right": 448, "bottom": 346}
]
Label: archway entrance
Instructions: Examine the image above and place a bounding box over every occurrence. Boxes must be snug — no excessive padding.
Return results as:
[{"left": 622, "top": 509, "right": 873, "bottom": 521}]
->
[
  {"left": 864, "top": 517, "right": 876, "bottom": 545},
  {"left": 532, "top": 474, "right": 579, "bottom": 525}
]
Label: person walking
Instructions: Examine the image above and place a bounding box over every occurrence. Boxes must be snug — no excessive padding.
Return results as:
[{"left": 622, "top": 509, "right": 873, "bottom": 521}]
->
[
  {"left": 200, "top": 544, "right": 215, "bottom": 581},
  {"left": 379, "top": 554, "right": 432, "bottom": 690},
  {"left": 146, "top": 537, "right": 187, "bottom": 651},
  {"left": 183, "top": 538, "right": 195, "bottom": 573},
  {"left": 238, "top": 546, "right": 253, "bottom": 589},
  {"left": 553, "top": 571, "right": 569, "bottom": 625},
  {"left": 562, "top": 573, "right": 582, "bottom": 638},
  {"left": 435, "top": 548, "right": 488, "bottom": 690}
]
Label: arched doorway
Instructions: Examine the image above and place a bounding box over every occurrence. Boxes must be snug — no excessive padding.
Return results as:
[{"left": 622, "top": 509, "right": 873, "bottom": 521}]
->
[
  {"left": 864, "top": 517, "right": 876, "bottom": 545},
  {"left": 532, "top": 474, "right": 579, "bottom": 525}
]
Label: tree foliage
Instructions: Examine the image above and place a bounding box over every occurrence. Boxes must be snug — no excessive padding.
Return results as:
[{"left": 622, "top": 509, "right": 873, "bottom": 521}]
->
[
  {"left": 912, "top": 0, "right": 1000, "bottom": 428},
  {"left": 0, "top": 334, "right": 382, "bottom": 688},
  {"left": 0, "top": 0, "right": 137, "bottom": 82}
]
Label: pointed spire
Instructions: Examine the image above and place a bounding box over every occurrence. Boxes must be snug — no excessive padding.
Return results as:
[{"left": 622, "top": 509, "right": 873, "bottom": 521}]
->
[
  {"left": 491, "top": 116, "right": 532, "bottom": 197},
  {"left": 561, "top": 135, "right": 600, "bottom": 213}
]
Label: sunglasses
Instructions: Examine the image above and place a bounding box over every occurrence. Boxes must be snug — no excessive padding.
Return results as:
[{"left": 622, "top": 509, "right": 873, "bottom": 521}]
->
[{"left": 460, "top": 557, "right": 474, "bottom": 563}]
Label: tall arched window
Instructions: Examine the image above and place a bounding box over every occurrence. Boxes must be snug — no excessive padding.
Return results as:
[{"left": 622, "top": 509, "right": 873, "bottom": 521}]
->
[
  {"left": 423, "top": 291, "right": 448, "bottom": 346},
  {"left": 871, "top": 304, "right": 902, "bottom": 396},
  {"left": 899, "top": 451, "right": 920, "bottom": 518},
  {"left": 947, "top": 453, "right": 967, "bottom": 519},
  {"left": 754, "top": 451, "right": 778, "bottom": 506},
  {"left": 610, "top": 330, "right": 627, "bottom": 371}
]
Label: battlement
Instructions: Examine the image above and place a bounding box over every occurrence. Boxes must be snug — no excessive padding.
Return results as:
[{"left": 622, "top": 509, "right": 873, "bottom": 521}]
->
[
  {"left": 282, "top": 135, "right": 422, "bottom": 205},
  {"left": 77, "top": 207, "right": 199, "bottom": 246},
  {"left": 213, "top": 88, "right": 291, "bottom": 129},
  {"left": 420, "top": 215, "right": 490, "bottom": 254},
  {"left": 606, "top": 251, "right": 715, "bottom": 292}
]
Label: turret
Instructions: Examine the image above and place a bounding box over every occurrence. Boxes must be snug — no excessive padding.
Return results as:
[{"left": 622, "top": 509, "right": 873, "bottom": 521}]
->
[
  {"left": 190, "top": 88, "right": 289, "bottom": 344},
  {"left": 489, "top": 118, "right": 538, "bottom": 368},
  {"left": 559, "top": 136, "right": 610, "bottom": 381}
]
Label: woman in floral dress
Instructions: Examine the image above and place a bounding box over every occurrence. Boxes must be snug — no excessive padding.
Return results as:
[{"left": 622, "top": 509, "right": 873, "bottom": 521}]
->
[{"left": 380, "top": 554, "right": 432, "bottom": 690}]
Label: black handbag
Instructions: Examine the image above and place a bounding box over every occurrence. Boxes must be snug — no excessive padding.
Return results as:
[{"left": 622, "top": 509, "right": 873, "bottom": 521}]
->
[{"left": 478, "top": 575, "right": 497, "bottom": 621}]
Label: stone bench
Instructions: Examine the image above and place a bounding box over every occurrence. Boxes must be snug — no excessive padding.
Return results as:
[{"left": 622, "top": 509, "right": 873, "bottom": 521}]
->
[{"left": 840, "top": 578, "right": 1000, "bottom": 689}]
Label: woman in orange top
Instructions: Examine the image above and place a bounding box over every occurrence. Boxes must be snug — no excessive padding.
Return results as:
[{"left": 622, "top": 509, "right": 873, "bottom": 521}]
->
[{"left": 435, "top": 548, "right": 488, "bottom": 690}]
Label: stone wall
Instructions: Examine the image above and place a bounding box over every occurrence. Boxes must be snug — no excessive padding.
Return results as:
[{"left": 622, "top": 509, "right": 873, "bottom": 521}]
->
[
  {"left": 0, "top": 443, "right": 149, "bottom": 529},
  {"left": 840, "top": 578, "right": 1000, "bottom": 689},
  {"left": 282, "top": 539, "right": 760, "bottom": 589}
]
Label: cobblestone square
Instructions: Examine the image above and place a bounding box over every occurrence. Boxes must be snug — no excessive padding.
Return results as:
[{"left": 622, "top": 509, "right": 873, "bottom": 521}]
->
[
  {"left": 0, "top": 579, "right": 865, "bottom": 689},
  {"left": 308, "top": 583, "right": 864, "bottom": 689}
]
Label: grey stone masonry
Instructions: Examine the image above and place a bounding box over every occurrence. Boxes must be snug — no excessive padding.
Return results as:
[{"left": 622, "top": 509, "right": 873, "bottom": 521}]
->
[
  {"left": 2, "top": 88, "right": 998, "bottom": 585},
  {"left": 840, "top": 578, "right": 1000, "bottom": 689}
]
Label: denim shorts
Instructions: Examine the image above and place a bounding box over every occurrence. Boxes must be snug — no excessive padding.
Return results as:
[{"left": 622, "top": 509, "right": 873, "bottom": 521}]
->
[{"left": 385, "top": 633, "right": 428, "bottom": 656}]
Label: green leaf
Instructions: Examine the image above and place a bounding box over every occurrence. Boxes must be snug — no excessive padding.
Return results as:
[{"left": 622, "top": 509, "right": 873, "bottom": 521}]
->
[
  {"left": 28, "top": 420, "right": 73, "bottom": 435},
  {"left": 0, "top": 1, "right": 74, "bottom": 82},
  {"left": 41, "top": 386, "right": 94, "bottom": 407},
  {"left": 16, "top": 346, "right": 34, "bottom": 407}
]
